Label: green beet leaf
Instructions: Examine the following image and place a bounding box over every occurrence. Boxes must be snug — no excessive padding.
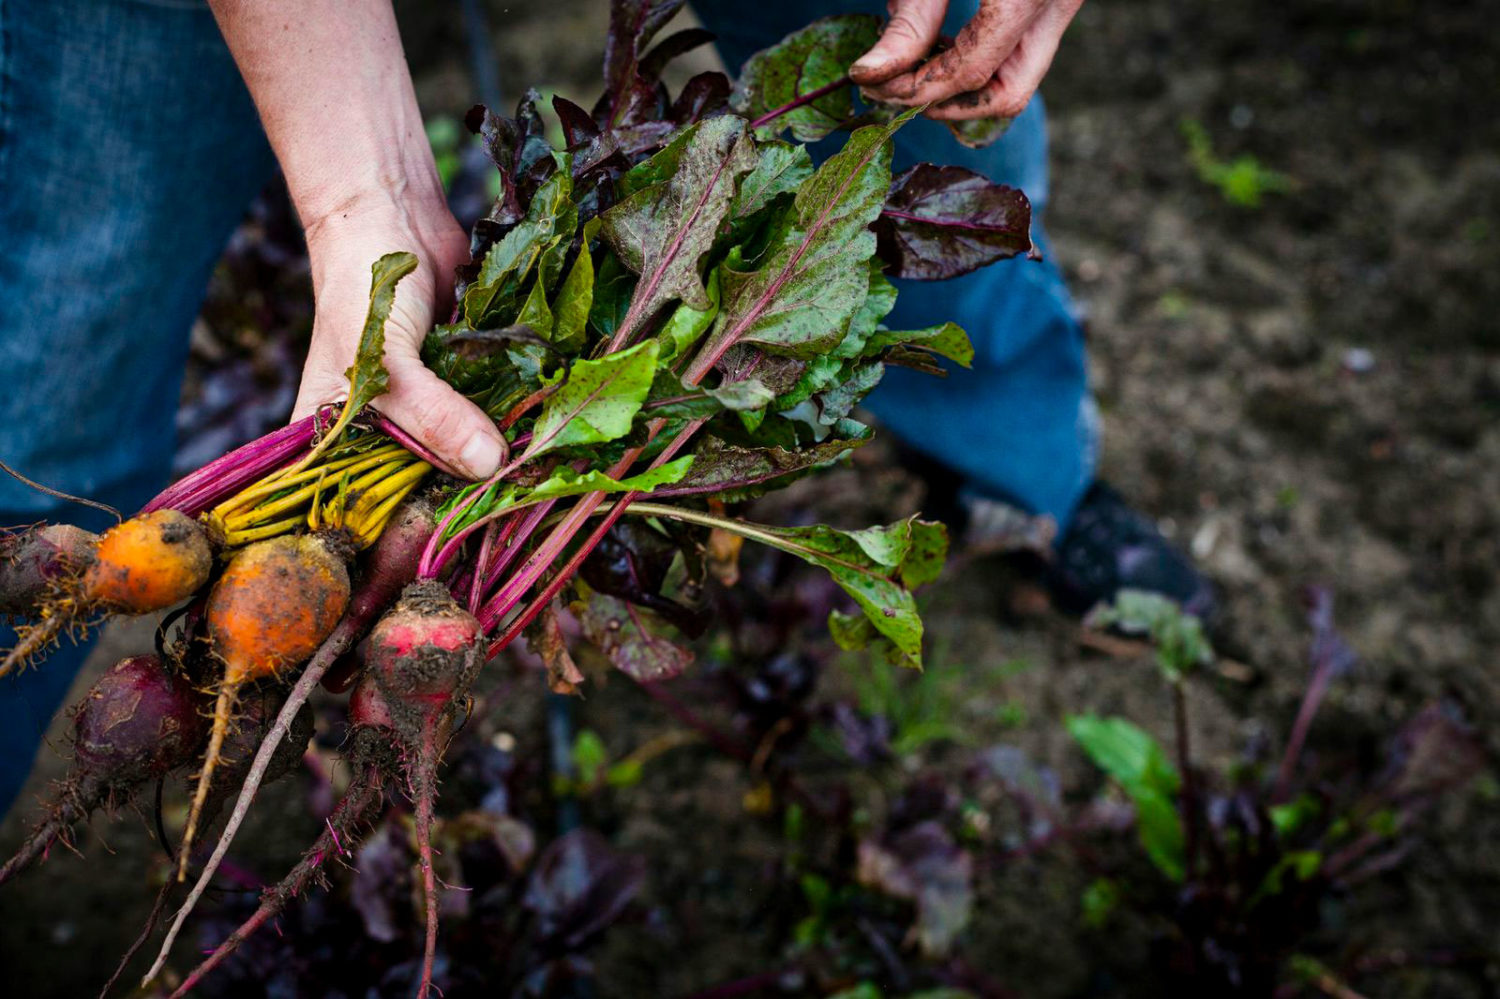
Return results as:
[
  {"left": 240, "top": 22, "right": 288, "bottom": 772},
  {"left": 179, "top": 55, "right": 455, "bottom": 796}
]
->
[
  {"left": 830, "top": 262, "right": 898, "bottom": 360},
  {"left": 655, "top": 267, "right": 720, "bottom": 363},
  {"left": 551, "top": 235, "right": 595, "bottom": 353},
  {"left": 436, "top": 456, "right": 694, "bottom": 540},
  {"left": 521, "top": 339, "right": 660, "bottom": 460},
  {"left": 704, "top": 377, "right": 774, "bottom": 412},
  {"left": 731, "top": 15, "right": 882, "bottom": 141},
  {"left": 689, "top": 110, "right": 918, "bottom": 378},
  {"left": 1066, "top": 714, "right": 1187, "bottom": 882},
  {"left": 864, "top": 322, "right": 974, "bottom": 368},
  {"left": 464, "top": 168, "right": 577, "bottom": 325},
  {"left": 344, "top": 251, "right": 418, "bottom": 420},
  {"left": 627, "top": 504, "right": 945, "bottom": 668},
  {"left": 599, "top": 116, "right": 758, "bottom": 344},
  {"left": 522, "top": 457, "right": 694, "bottom": 504},
  {"left": 302, "top": 250, "right": 418, "bottom": 462},
  {"left": 588, "top": 250, "right": 637, "bottom": 342}
]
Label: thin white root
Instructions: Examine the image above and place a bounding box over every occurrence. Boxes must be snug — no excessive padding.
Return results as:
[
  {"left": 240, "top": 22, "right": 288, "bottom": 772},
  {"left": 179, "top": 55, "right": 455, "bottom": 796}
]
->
[{"left": 140, "top": 649, "right": 338, "bottom": 987}]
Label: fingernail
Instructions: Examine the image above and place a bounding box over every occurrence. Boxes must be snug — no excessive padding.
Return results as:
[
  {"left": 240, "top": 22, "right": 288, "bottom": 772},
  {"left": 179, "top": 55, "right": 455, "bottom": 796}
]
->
[
  {"left": 457, "top": 433, "right": 504, "bottom": 479},
  {"left": 851, "top": 48, "right": 887, "bottom": 73}
]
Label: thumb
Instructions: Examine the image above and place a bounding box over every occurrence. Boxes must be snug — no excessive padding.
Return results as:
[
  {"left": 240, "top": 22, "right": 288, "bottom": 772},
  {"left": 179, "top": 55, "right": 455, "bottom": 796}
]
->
[
  {"left": 851, "top": 0, "right": 948, "bottom": 85},
  {"left": 378, "top": 351, "right": 507, "bottom": 481}
]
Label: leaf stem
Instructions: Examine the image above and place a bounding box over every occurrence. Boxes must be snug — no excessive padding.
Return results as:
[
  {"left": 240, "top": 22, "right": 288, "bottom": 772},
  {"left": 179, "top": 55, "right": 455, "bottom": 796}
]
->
[
  {"left": 142, "top": 412, "right": 323, "bottom": 517},
  {"left": 480, "top": 417, "right": 707, "bottom": 649},
  {"left": 748, "top": 76, "right": 852, "bottom": 131},
  {"left": 1272, "top": 651, "right": 1338, "bottom": 803}
]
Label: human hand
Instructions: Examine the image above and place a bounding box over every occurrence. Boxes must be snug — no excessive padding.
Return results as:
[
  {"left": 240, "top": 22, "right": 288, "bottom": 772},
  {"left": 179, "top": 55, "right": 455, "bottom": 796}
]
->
[
  {"left": 292, "top": 193, "right": 506, "bottom": 480},
  {"left": 850, "top": 0, "right": 1085, "bottom": 121}
]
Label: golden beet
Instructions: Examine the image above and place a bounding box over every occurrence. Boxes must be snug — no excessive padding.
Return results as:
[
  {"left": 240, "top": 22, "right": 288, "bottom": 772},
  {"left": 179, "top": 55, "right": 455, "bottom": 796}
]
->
[
  {"left": 207, "top": 533, "right": 351, "bottom": 684},
  {"left": 177, "top": 532, "right": 351, "bottom": 881},
  {"left": 81, "top": 510, "right": 211, "bottom": 614}
]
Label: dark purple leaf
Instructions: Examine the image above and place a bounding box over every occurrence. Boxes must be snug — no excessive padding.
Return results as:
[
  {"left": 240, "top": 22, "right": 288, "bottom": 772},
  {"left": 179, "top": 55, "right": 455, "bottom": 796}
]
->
[
  {"left": 1303, "top": 584, "right": 1358, "bottom": 679},
  {"left": 739, "top": 652, "right": 820, "bottom": 718},
  {"left": 551, "top": 95, "right": 600, "bottom": 150},
  {"left": 577, "top": 589, "right": 695, "bottom": 681},
  {"left": 874, "top": 163, "right": 1034, "bottom": 280},
  {"left": 599, "top": 0, "right": 687, "bottom": 128},
  {"left": 465, "top": 93, "right": 557, "bottom": 229},
  {"left": 580, "top": 521, "right": 706, "bottom": 635},
  {"left": 604, "top": 118, "right": 678, "bottom": 158},
  {"left": 351, "top": 825, "right": 408, "bottom": 943},
  {"left": 524, "top": 829, "right": 645, "bottom": 951},
  {"left": 1380, "top": 701, "right": 1485, "bottom": 803},
  {"left": 671, "top": 71, "right": 732, "bottom": 124},
  {"left": 826, "top": 700, "right": 893, "bottom": 764}
]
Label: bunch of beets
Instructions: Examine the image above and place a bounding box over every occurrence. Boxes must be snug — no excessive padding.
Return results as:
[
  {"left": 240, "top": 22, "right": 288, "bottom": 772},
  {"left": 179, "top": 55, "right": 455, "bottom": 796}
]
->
[{"left": 0, "top": 2, "right": 1033, "bottom": 995}]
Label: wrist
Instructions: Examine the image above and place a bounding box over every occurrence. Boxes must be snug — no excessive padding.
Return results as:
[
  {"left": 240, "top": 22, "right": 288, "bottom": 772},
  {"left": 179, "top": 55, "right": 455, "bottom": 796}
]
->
[
  {"left": 300, "top": 179, "right": 453, "bottom": 255},
  {"left": 294, "top": 125, "right": 450, "bottom": 249}
]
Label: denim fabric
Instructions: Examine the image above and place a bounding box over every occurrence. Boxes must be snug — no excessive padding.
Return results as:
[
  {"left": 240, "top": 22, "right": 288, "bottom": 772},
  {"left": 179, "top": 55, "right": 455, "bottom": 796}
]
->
[
  {"left": 692, "top": 0, "right": 1098, "bottom": 525},
  {"left": 0, "top": 0, "right": 274, "bottom": 815}
]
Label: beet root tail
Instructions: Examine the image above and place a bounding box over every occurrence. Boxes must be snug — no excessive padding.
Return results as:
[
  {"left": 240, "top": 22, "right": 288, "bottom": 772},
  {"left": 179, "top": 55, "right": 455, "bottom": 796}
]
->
[
  {"left": 177, "top": 682, "right": 239, "bottom": 882},
  {"left": 165, "top": 764, "right": 385, "bottom": 998},
  {"left": 413, "top": 750, "right": 441, "bottom": 999},
  {"left": 0, "top": 795, "right": 83, "bottom": 887}
]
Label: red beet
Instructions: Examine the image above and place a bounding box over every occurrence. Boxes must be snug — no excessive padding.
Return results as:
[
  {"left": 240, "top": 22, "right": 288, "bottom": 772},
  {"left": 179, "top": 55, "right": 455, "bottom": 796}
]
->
[
  {"left": 365, "top": 580, "right": 484, "bottom": 999},
  {"left": 0, "top": 523, "right": 97, "bottom": 617},
  {"left": 0, "top": 654, "right": 208, "bottom": 886}
]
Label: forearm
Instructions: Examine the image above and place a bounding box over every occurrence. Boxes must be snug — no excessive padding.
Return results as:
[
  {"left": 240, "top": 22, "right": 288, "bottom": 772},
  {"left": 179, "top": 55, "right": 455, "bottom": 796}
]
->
[{"left": 207, "top": 0, "right": 444, "bottom": 232}]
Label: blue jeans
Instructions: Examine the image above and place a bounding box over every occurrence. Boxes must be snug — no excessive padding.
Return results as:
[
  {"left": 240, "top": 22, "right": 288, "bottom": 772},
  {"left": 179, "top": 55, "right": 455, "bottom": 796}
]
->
[
  {"left": 0, "top": 0, "right": 1095, "bottom": 815},
  {"left": 0, "top": 0, "right": 275, "bottom": 815}
]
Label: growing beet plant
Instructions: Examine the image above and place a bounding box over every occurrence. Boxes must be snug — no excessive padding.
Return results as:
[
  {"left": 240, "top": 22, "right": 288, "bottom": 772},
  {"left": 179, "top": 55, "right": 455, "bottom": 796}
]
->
[{"left": 0, "top": 2, "right": 1037, "bottom": 994}]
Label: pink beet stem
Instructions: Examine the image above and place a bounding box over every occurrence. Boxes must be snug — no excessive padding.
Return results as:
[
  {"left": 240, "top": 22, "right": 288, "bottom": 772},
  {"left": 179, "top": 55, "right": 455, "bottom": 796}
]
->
[{"left": 141, "top": 414, "right": 322, "bottom": 516}]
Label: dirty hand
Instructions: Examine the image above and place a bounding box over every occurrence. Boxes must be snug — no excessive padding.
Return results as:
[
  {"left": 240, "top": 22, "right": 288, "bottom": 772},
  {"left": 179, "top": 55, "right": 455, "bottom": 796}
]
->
[{"left": 850, "top": 0, "right": 1085, "bottom": 121}]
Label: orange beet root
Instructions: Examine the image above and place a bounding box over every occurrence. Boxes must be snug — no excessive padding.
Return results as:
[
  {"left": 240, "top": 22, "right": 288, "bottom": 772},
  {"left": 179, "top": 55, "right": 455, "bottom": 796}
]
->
[
  {"left": 177, "top": 532, "right": 353, "bottom": 882},
  {"left": 208, "top": 533, "right": 353, "bottom": 685},
  {"left": 81, "top": 510, "right": 212, "bottom": 614}
]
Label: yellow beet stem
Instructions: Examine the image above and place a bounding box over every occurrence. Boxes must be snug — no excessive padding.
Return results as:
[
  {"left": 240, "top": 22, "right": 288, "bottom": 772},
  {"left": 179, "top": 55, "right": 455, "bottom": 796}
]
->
[
  {"left": 347, "top": 462, "right": 431, "bottom": 544},
  {"left": 221, "top": 477, "right": 326, "bottom": 531},
  {"left": 223, "top": 446, "right": 402, "bottom": 528},
  {"left": 221, "top": 515, "right": 309, "bottom": 549},
  {"left": 323, "top": 461, "right": 397, "bottom": 531},
  {"left": 214, "top": 443, "right": 424, "bottom": 550},
  {"left": 212, "top": 443, "right": 404, "bottom": 522}
]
